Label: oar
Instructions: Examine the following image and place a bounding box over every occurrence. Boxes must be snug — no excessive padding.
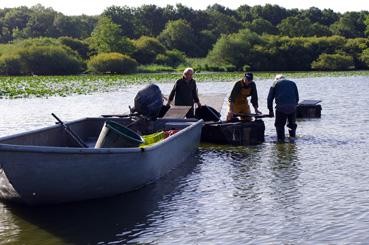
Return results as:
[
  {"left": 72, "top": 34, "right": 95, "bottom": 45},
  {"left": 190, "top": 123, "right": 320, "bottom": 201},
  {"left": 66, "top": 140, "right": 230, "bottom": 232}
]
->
[
  {"left": 234, "top": 113, "right": 273, "bottom": 118},
  {"left": 51, "top": 113, "right": 88, "bottom": 148},
  {"left": 101, "top": 112, "right": 139, "bottom": 118}
]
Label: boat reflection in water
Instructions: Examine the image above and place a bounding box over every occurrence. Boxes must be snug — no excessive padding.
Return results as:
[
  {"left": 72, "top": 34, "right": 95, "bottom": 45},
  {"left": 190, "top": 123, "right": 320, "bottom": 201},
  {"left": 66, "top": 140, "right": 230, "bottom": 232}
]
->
[{"left": 5, "top": 152, "right": 203, "bottom": 244}]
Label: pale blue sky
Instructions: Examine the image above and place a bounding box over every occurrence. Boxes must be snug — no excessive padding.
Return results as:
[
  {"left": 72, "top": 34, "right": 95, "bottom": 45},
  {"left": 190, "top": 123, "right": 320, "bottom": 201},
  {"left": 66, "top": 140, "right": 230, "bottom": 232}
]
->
[{"left": 1, "top": 0, "right": 368, "bottom": 15}]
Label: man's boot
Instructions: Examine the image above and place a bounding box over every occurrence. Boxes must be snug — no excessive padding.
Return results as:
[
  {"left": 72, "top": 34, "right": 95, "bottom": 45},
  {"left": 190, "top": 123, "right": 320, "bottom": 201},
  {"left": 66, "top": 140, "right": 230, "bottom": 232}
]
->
[
  {"left": 289, "top": 129, "right": 296, "bottom": 138},
  {"left": 276, "top": 128, "right": 285, "bottom": 142}
]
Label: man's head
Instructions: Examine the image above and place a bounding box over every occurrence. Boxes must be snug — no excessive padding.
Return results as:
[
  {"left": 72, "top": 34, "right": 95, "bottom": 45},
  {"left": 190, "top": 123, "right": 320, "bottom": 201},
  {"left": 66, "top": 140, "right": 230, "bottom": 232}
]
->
[
  {"left": 243, "top": 72, "right": 253, "bottom": 83},
  {"left": 274, "top": 74, "right": 285, "bottom": 81},
  {"left": 183, "top": 67, "right": 194, "bottom": 80}
]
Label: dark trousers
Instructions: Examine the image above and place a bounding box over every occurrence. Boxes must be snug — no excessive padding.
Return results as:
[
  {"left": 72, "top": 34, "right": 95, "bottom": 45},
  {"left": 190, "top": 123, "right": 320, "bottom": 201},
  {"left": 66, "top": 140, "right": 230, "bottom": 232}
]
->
[{"left": 275, "top": 110, "right": 297, "bottom": 141}]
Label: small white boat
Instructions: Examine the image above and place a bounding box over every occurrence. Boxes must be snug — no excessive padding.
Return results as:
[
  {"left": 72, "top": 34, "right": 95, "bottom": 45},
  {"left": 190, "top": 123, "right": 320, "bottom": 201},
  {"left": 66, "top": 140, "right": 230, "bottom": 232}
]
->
[{"left": 0, "top": 117, "right": 203, "bottom": 205}]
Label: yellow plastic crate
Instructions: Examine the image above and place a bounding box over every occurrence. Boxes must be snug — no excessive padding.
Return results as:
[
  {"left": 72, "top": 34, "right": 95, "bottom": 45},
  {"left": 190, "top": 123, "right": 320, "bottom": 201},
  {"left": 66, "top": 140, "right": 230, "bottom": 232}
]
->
[{"left": 140, "top": 131, "right": 165, "bottom": 147}]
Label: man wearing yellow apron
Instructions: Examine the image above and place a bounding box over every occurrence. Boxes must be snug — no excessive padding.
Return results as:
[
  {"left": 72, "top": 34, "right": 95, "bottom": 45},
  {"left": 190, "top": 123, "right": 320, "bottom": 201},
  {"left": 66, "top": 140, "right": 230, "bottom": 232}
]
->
[{"left": 227, "top": 72, "right": 261, "bottom": 121}]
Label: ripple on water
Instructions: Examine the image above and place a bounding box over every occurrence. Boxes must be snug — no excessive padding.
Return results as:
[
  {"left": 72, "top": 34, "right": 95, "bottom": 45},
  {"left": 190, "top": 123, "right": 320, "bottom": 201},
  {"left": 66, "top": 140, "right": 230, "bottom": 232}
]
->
[{"left": 1, "top": 77, "right": 369, "bottom": 243}]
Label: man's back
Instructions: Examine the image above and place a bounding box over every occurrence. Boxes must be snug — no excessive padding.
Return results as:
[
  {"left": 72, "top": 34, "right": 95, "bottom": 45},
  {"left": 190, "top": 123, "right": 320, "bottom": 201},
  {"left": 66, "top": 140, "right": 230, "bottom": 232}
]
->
[
  {"left": 268, "top": 79, "right": 299, "bottom": 114},
  {"left": 273, "top": 79, "right": 299, "bottom": 105}
]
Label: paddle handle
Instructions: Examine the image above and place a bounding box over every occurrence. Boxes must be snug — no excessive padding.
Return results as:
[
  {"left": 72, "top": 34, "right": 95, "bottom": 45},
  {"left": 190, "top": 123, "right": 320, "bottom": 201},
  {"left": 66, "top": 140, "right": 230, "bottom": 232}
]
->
[{"left": 51, "top": 113, "right": 88, "bottom": 148}]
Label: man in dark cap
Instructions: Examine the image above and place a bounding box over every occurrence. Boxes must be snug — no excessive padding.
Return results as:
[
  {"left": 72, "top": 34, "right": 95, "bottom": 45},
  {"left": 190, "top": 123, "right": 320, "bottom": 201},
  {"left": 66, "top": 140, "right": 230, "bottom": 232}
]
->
[
  {"left": 267, "top": 74, "right": 299, "bottom": 142},
  {"left": 227, "top": 72, "right": 261, "bottom": 121}
]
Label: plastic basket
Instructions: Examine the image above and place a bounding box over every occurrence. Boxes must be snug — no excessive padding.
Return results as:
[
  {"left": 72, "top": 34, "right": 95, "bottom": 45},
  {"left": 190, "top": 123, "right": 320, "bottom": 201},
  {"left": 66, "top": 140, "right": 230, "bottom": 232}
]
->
[{"left": 140, "top": 131, "right": 165, "bottom": 147}]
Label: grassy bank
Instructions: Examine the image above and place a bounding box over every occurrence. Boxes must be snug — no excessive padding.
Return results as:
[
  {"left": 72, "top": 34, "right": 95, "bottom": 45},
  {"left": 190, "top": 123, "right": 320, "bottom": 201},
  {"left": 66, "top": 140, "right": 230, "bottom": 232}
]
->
[{"left": 1, "top": 70, "right": 368, "bottom": 98}]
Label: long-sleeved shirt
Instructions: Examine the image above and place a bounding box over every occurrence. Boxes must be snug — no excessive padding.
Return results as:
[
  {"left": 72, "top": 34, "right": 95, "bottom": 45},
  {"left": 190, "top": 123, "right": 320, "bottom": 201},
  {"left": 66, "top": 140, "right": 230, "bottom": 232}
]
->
[
  {"left": 267, "top": 79, "right": 299, "bottom": 114},
  {"left": 168, "top": 78, "right": 200, "bottom": 106},
  {"left": 228, "top": 80, "right": 258, "bottom": 108}
]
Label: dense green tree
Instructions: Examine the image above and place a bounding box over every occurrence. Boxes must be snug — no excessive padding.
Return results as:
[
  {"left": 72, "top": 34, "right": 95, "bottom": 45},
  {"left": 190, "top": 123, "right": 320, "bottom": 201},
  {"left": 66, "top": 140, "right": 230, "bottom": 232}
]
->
[
  {"left": 343, "top": 38, "right": 369, "bottom": 69},
  {"left": 0, "top": 54, "right": 23, "bottom": 75},
  {"left": 206, "top": 4, "right": 238, "bottom": 18},
  {"left": 310, "top": 23, "right": 332, "bottom": 36},
  {"left": 320, "top": 9, "right": 340, "bottom": 26},
  {"left": 206, "top": 29, "right": 264, "bottom": 68},
  {"left": 207, "top": 11, "right": 243, "bottom": 38},
  {"left": 136, "top": 5, "right": 171, "bottom": 37},
  {"left": 330, "top": 12, "right": 367, "bottom": 38},
  {"left": 172, "top": 4, "right": 212, "bottom": 56},
  {"left": 250, "top": 4, "right": 289, "bottom": 26},
  {"left": 1, "top": 3, "right": 369, "bottom": 73},
  {"left": 299, "top": 7, "right": 323, "bottom": 24},
  {"left": 0, "top": 22, "right": 11, "bottom": 43},
  {"left": 54, "top": 15, "right": 93, "bottom": 39},
  {"left": 363, "top": 14, "right": 369, "bottom": 37},
  {"left": 103, "top": 6, "right": 138, "bottom": 38},
  {"left": 89, "top": 16, "right": 134, "bottom": 54},
  {"left": 3, "top": 7, "right": 31, "bottom": 36},
  {"left": 360, "top": 48, "right": 369, "bottom": 67},
  {"left": 132, "top": 36, "right": 165, "bottom": 64},
  {"left": 87, "top": 52, "right": 138, "bottom": 74},
  {"left": 174, "top": 4, "right": 210, "bottom": 33},
  {"left": 236, "top": 5, "right": 253, "bottom": 22},
  {"left": 0, "top": 37, "right": 88, "bottom": 74},
  {"left": 206, "top": 33, "right": 356, "bottom": 71},
  {"left": 299, "top": 7, "right": 339, "bottom": 26},
  {"left": 196, "top": 30, "right": 217, "bottom": 57},
  {"left": 311, "top": 53, "right": 354, "bottom": 70},
  {"left": 245, "top": 18, "right": 279, "bottom": 35},
  {"left": 277, "top": 16, "right": 314, "bottom": 37},
  {"left": 59, "top": 36, "right": 90, "bottom": 59},
  {"left": 155, "top": 49, "right": 186, "bottom": 67},
  {"left": 0, "top": 37, "right": 62, "bottom": 54},
  {"left": 278, "top": 37, "right": 316, "bottom": 70},
  {"left": 77, "top": 15, "right": 98, "bottom": 39},
  {"left": 18, "top": 4, "right": 58, "bottom": 38},
  {"left": 158, "top": 19, "right": 199, "bottom": 57},
  {"left": 19, "top": 45, "right": 84, "bottom": 75}
]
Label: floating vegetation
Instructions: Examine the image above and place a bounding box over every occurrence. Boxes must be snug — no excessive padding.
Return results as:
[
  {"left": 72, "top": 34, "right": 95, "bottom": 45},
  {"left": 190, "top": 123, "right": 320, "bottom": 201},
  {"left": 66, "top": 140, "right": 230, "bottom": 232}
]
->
[{"left": 0, "top": 71, "right": 368, "bottom": 99}]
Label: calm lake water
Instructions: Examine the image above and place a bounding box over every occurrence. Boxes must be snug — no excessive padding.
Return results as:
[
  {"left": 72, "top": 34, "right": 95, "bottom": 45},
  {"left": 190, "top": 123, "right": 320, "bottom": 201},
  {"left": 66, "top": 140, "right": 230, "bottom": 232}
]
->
[{"left": 1, "top": 75, "right": 369, "bottom": 244}]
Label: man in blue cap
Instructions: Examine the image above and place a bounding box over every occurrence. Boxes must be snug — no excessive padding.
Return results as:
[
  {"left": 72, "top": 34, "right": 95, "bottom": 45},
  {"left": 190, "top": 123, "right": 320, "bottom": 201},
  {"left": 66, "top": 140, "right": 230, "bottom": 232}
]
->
[
  {"left": 267, "top": 74, "right": 299, "bottom": 142},
  {"left": 227, "top": 72, "right": 261, "bottom": 121}
]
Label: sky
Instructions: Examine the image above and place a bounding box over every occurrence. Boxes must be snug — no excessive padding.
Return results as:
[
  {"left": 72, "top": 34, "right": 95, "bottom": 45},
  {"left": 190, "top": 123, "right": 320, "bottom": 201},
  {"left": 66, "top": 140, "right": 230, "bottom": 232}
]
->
[{"left": 1, "top": 0, "right": 369, "bottom": 16}]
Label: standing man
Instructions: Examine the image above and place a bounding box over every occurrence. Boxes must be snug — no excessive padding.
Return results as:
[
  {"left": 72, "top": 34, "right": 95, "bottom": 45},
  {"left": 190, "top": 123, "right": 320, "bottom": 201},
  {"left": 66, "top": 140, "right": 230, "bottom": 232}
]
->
[
  {"left": 227, "top": 72, "right": 261, "bottom": 121},
  {"left": 167, "top": 67, "right": 201, "bottom": 118},
  {"left": 267, "top": 74, "right": 299, "bottom": 142}
]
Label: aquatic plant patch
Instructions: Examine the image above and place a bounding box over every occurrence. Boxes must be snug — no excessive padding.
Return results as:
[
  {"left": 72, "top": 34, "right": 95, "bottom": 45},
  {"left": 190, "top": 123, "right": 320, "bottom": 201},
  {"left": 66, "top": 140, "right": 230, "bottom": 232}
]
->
[{"left": 1, "top": 71, "right": 368, "bottom": 98}]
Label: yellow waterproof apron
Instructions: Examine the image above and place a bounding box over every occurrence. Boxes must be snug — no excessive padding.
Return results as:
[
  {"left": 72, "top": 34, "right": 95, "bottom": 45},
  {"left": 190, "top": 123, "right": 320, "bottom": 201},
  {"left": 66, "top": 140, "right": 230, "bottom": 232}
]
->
[{"left": 231, "top": 86, "right": 252, "bottom": 121}]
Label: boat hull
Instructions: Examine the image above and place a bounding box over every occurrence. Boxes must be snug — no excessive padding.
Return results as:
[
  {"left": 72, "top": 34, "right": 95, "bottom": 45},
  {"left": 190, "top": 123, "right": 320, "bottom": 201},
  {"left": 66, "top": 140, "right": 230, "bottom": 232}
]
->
[{"left": 0, "top": 118, "right": 203, "bottom": 205}]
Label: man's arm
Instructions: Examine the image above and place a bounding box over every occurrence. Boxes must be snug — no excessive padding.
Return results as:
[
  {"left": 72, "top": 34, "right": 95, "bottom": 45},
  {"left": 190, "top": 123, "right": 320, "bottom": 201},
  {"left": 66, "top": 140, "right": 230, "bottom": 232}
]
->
[
  {"left": 228, "top": 81, "right": 240, "bottom": 104},
  {"left": 227, "top": 102, "right": 235, "bottom": 121},
  {"left": 295, "top": 83, "right": 299, "bottom": 104},
  {"left": 267, "top": 86, "right": 275, "bottom": 116},
  {"left": 167, "top": 80, "right": 178, "bottom": 106},
  {"left": 250, "top": 82, "right": 261, "bottom": 114},
  {"left": 192, "top": 80, "right": 201, "bottom": 107}
]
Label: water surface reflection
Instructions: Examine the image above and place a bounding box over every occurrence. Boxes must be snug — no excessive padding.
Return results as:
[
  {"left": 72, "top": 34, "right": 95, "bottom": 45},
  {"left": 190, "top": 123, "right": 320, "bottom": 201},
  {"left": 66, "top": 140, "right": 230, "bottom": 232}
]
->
[
  {"left": 2, "top": 76, "right": 369, "bottom": 243},
  {"left": 3, "top": 154, "right": 202, "bottom": 244}
]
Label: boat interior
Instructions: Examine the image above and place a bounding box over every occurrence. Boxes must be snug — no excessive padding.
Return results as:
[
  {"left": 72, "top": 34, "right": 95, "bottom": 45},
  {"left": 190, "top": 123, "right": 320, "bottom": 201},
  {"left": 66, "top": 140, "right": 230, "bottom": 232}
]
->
[{"left": 0, "top": 116, "right": 197, "bottom": 148}]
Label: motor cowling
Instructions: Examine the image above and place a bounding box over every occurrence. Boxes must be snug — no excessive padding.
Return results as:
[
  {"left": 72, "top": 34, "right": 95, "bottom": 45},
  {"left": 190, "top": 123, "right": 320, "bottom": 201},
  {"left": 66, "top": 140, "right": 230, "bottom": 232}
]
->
[{"left": 133, "top": 84, "right": 163, "bottom": 119}]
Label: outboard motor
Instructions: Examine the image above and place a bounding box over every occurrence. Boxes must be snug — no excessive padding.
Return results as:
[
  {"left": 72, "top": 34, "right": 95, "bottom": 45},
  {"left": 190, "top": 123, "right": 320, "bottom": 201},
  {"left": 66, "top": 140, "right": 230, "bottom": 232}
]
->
[{"left": 133, "top": 84, "right": 163, "bottom": 119}]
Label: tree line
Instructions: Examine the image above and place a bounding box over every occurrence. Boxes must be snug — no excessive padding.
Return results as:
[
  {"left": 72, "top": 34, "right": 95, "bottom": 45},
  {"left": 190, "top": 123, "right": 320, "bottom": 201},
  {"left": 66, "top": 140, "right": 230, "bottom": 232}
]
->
[{"left": 1, "top": 3, "right": 369, "bottom": 75}]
